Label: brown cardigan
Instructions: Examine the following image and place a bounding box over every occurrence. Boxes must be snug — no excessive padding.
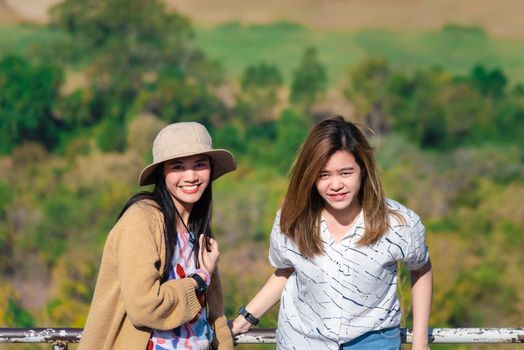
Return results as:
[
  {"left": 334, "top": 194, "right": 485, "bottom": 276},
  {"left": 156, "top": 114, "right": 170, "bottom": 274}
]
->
[{"left": 79, "top": 200, "right": 233, "bottom": 350}]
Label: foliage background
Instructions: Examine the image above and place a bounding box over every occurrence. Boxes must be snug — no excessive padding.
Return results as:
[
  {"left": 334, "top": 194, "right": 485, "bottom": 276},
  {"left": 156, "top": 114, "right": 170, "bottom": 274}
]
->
[{"left": 0, "top": 1, "right": 523, "bottom": 349}]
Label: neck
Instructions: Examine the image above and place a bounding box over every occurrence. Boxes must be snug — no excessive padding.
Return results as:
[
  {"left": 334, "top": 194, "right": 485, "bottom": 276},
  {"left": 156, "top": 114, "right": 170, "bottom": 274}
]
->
[
  {"left": 323, "top": 202, "right": 362, "bottom": 227},
  {"left": 173, "top": 198, "right": 192, "bottom": 232}
]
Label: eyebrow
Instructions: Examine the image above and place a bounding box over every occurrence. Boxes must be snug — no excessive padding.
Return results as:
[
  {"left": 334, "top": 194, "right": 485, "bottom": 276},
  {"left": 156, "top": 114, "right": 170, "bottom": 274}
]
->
[
  {"left": 171, "top": 157, "right": 209, "bottom": 164},
  {"left": 338, "top": 166, "right": 356, "bottom": 171},
  {"left": 194, "top": 157, "right": 210, "bottom": 163},
  {"left": 321, "top": 166, "right": 356, "bottom": 172}
]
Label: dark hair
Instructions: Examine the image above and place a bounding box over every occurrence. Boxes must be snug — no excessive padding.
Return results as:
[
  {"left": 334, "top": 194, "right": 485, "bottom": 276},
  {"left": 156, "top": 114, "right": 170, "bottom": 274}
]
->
[
  {"left": 280, "top": 116, "right": 400, "bottom": 257},
  {"left": 119, "top": 165, "right": 213, "bottom": 282}
]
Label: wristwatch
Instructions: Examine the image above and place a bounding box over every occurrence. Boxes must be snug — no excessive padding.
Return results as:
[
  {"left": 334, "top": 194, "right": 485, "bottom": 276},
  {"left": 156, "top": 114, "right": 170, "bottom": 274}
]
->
[
  {"left": 238, "top": 305, "right": 259, "bottom": 326},
  {"left": 189, "top": 273, "right": 207, "bottom": 295}
]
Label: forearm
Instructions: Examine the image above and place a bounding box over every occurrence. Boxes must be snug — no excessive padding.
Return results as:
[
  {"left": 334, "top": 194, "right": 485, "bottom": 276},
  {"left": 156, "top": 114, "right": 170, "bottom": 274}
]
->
[
  {"left": 410, "top": 259, "right": 433, "bottom": 349},
  {"left": 246, "top": 267, "right": 293, "bottom": 317},
  {"left": 232, "top": 267, "right": 293, "bottom": 334}
]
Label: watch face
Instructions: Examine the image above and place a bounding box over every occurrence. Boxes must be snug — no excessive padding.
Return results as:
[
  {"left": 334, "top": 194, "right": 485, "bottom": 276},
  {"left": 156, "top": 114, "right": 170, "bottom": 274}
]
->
[{"left": 239, "top": 306, "right": 259, "bottom": 325}]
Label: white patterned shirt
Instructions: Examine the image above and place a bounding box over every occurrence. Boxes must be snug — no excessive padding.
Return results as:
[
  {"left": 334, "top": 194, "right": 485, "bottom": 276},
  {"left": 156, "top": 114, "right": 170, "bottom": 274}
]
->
[{"left": 269, "top": 199, "right": 429, "bottom": 350}]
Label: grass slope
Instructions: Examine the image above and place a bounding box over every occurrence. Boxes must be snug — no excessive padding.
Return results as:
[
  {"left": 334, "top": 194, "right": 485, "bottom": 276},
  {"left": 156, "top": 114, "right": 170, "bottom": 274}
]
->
[
  {"left": 2, "top": 21, "right": 524, "bottom": 86},
  {"left": 193, "top": 22, "right": 524, "bottom": 84},
  {"left": 0, "top": 24, "right": 64, "bottom": 56}
]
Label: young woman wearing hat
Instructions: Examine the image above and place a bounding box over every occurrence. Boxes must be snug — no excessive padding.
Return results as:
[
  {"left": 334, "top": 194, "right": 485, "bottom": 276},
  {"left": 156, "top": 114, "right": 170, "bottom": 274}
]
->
[
  {"left": 231, "top": 116, "right": 432, "bottom": 350},
  {"left": 79, "top": 122, "right": 236, "bottom": 350}
]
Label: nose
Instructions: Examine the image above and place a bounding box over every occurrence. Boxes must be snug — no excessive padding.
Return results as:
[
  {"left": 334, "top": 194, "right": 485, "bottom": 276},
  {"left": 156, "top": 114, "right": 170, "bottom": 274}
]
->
[
  {"left": 183, "top": 169, "right": 199, "bottom": 183},
  {"left": 329, "top": 176, "right": 343, "bottom": 191}
]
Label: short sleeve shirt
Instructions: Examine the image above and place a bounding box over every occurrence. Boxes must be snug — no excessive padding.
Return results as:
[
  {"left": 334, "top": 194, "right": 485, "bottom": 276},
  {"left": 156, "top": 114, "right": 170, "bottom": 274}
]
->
[{"left": 269, "top": 199, "right": 429, "bottom": 350}]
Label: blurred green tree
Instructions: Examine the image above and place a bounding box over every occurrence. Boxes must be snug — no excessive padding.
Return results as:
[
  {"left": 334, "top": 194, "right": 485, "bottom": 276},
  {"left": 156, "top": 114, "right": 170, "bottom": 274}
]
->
[
  {"left": 290, "top": 47, "right": 327, "bottom": 111},
  {"left": 211, "top": 124, "right": 245, "bottom": 157},
  {"left": 0, "top": 55, "right": 63, "bottom": 153},
  {"left": 344, "top": 57, "right": 392, "bottom": 134},
  {"left": 440, "top": 82, "right": 487, "bottom": 147},
  {"left": 50, "top": 0, "right": 193, "bottom": 93},
  {"left": 272, "top": 108, "right": 309, "bottom": 174},
  {"left": 136, "top": 68, "right": 227, "bottom": 128},
  {"left": 240, "top": 62, "right": 283, "bottom": 124},
  {"left": 55, "top": 89, "right": 94, "bottom": 128},
  {"left": 387, "top": 68, "right": 448, "bottom": 148},
  {"left": 470, "top": 64, "right": 507, "bottom": 98},
  {"left": 50, "top": 0, "right": 220, "bottom": 151},
  {"left": 4, "top": 298, "right": 35, "bottom": 327}
]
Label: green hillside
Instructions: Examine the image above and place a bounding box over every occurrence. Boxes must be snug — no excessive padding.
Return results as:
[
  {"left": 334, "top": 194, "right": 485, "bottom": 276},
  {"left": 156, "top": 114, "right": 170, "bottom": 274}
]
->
[
  {"left": 0, "top": 24, "right": 65, "bottom": 56},
  {"left": 3, "top": 22, "right": 524, "bottom": 85},
  {"left": 192, "top": 22, "right": 524, "bottom": 84}
]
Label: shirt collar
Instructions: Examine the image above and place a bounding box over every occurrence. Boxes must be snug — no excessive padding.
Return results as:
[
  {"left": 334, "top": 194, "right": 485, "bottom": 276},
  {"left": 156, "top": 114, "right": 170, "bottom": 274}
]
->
[{"left": 320, "top": 210, "right": 365, "bottom": 244}]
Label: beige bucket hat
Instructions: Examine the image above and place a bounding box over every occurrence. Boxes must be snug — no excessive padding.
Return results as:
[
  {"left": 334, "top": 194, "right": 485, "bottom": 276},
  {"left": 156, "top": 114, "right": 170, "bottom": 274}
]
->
[{"left": 138, "top": 122, "right": 236, "bottom": 186}]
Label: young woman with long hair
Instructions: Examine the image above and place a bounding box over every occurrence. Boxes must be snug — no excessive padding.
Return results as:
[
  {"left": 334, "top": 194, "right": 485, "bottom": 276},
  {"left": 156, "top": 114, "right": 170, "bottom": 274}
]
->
[
  {"left": 232, "top": 116, "right": 432, "bottom": 350},
  {"left": 79, "top": 122, "right": 235, "bottom": 350}
]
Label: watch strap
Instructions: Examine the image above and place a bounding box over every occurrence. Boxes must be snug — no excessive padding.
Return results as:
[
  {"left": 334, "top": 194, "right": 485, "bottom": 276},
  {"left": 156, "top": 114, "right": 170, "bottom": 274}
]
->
[
  {"left": 189, "top": 273, "right": 207, "bottom": 295},
  {"left": 238, "top": 305, "right": 259, "bottom": 326},
  {"left": 195, "top": 268, "right": 211, "bottom": 286}
]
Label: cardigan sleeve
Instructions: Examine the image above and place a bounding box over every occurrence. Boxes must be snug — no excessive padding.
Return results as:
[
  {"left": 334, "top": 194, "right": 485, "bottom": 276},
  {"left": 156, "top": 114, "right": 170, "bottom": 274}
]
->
[
  {"left": 212, "top": 315, "right": 234, "bottom": 350},
  {"left": 206, "top": 267, "right": 234, "bottom": 350},
  {"left": 114, "top": 203, "right": 202, "bottom": 330}
]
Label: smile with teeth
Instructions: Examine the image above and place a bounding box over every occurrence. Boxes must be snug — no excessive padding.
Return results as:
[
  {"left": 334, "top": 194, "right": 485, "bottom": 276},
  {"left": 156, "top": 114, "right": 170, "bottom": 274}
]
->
[{"left": 179, "top": 184, "right": 200, "bottom": 193}]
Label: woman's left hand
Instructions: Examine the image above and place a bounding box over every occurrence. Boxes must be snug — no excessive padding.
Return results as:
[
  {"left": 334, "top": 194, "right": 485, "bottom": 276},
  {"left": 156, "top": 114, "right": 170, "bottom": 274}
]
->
[
  {"left": 198, "top": 235, "right": 219, "bottom": 275},
  {"left": 230, "top": 315, "right": 252, "bottom": 335}
]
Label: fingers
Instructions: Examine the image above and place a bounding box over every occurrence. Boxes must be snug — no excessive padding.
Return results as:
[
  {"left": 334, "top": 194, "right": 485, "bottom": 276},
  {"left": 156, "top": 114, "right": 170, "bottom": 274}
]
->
[
  {"left": 231, "top": 316, "right": 251, "bottom": 335},
  {"left": 198, "top": 235, "right": 217, "bottom": 251},
  {"left": 199, "top": 235, "right": 218, "bottom": 252},
  {"left": 197, "top": 234, "right": 219, "bottom": 274},
  {"left": 208, "top": 238, "right": 217, "bottom": 252}
]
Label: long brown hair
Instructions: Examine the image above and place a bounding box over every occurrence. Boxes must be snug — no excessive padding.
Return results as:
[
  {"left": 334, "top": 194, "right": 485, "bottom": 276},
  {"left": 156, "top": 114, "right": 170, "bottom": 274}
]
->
[{"left": 280, "top": 116, "right": 398, "bottom": 258}]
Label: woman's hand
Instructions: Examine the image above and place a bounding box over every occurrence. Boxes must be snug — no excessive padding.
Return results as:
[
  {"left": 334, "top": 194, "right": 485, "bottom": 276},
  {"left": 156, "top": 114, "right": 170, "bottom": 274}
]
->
[
  {"left": 198, "top": 235, "right": 219, "bottom": 275},
  {"left": 230, "top": 315, "right": 252, "bottom": 335}
]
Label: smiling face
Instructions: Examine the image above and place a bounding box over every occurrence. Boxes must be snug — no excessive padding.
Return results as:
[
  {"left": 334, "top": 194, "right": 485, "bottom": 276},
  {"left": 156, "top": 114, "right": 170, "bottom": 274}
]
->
[
  {"left": 163, "top": 154, "right": 211, "bottom": 215},
  {"left": 315, "top": 150, "right": 362, "bottom": 216}
]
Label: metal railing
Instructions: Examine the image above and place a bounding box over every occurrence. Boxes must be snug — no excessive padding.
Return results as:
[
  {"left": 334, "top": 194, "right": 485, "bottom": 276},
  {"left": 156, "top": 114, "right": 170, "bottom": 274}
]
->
[{"left": 1, "top": 327, "right": 523, "bottom": 349}]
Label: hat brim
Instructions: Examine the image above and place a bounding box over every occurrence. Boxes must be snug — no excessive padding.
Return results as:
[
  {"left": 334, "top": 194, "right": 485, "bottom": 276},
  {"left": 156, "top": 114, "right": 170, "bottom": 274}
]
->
[{"left": 138, "top": 149, "right": 236, "bottom": 186}]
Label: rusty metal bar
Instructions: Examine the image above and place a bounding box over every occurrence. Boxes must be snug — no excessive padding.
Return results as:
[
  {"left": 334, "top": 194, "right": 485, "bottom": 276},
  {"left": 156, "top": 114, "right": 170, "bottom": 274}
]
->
[
  {"left": 0, "top": 327, "right": 523, "bottom": 347},
  {"left": 0, "top": 328, "right": 81, "bottom": 348},
  {"left": 409, "top": 328, "right": 524, "bottom": 344},
  {"left": 234, "top": 328, "right": 524, "bottom": 344}
]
